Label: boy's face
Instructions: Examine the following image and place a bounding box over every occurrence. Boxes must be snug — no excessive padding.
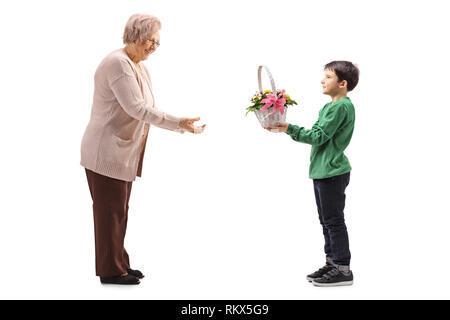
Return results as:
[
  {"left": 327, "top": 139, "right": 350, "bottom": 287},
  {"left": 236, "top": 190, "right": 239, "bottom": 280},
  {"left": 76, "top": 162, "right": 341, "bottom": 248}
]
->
[{"left": 321, "top": 69, "right": 347, "bottom": 96}]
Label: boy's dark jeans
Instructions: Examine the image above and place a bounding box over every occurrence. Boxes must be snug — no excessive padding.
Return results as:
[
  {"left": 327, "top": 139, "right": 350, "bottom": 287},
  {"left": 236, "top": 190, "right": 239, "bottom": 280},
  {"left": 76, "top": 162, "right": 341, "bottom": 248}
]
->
[{"left": 313, "top": 171, "right": 351, "bottom": 266}]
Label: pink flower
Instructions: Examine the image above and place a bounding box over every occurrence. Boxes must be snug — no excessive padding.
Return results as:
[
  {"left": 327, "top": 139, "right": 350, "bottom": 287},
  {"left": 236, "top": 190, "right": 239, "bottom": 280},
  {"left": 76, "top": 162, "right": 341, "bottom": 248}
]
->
[{"left": 261, "top": 92, "right": 287, "bottom": 115}]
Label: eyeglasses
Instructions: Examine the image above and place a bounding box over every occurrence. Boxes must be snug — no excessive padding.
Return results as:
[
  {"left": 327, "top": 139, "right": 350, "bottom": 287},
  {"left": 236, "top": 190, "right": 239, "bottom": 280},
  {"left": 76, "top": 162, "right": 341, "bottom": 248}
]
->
[{"left": 148, "top": 39, "right": 160, "bottom": 48}]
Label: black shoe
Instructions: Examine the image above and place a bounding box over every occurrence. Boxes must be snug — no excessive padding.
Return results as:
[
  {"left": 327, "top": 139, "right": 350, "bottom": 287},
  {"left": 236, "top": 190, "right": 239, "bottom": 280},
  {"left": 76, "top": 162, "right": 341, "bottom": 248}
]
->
[
  {"left": 127, "top": 268, "right": 145, "bottom": 279},
  {"left": 306, "top": 264, "right": 335, "bottom": 282},
  {"left": 312, "top": 268, "right": 353, "bottom": 287},
  {"left": 100, "top": 274, "right": 140, "bottom": 285}
]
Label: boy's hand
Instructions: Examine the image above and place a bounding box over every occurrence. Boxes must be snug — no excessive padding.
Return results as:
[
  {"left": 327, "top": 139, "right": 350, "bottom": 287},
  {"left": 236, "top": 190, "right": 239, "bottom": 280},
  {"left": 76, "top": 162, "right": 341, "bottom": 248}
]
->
[{"left": 265, "top": 122, "right": 289, "bottom": 133}]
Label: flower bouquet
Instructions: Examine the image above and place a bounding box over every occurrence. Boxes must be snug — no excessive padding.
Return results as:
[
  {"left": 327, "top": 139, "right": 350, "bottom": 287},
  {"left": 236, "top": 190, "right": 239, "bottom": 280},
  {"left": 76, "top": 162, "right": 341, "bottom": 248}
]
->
[{"left": 246, "top": 65, "right": 297, "bottom": 128}]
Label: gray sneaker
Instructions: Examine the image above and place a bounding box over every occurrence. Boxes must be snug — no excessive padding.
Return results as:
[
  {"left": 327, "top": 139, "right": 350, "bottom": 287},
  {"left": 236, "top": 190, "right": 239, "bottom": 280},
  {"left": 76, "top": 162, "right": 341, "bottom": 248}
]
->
[{"left": 312, "top": 268, "right": 353, "bottom": 287}]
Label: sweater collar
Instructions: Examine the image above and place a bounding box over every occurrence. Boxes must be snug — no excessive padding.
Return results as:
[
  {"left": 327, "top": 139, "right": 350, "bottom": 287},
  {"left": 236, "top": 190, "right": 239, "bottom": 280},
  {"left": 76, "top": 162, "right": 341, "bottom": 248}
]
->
[{"left": 331, "top": 96, "right": 350, "bottom": 105}]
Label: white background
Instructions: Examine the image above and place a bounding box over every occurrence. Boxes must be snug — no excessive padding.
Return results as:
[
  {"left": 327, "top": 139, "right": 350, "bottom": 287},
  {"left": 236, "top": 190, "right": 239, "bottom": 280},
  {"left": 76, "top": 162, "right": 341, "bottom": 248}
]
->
[{"left": 0, "top": 0, "right": 449, "bottom": 300}]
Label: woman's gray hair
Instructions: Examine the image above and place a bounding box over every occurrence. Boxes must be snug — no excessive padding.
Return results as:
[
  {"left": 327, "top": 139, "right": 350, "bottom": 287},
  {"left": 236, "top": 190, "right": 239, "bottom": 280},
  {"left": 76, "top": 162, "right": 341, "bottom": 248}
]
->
[{"left": 123, "top": 14, "right": 161, "bottom": 45}]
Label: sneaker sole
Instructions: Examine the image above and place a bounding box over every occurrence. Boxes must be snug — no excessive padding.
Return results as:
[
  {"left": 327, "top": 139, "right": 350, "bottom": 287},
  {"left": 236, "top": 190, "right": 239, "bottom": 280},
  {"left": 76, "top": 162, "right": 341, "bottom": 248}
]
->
[
  {"left": 312, "top": 280, "right": 353, "bottom": 287},
  {"left": 100, "top": 282, "right": 140, "bottom": 285},
  {"left": 100, "top": 280, "right": 140, "bottom": 285}
]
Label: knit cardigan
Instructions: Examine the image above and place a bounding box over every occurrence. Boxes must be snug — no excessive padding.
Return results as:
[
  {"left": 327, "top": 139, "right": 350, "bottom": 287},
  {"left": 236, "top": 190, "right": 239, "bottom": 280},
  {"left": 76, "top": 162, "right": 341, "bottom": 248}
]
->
[{"left": 80, "top": 48, "right": 183, "bottom": 182}]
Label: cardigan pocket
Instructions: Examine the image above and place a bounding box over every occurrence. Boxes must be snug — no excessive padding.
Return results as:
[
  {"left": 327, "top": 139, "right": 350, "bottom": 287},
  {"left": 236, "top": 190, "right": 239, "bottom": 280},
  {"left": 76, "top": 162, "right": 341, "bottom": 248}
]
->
[
  {"left": 111, "top": 134, "right": 137, "bottom": 167},
  {"left": 113, "top": 134, "right": 133, "bottom": 144}
]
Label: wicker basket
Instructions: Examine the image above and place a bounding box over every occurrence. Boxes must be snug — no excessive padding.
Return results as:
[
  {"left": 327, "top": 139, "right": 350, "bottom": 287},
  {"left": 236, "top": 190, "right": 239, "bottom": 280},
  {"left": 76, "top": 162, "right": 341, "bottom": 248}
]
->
[{"left": 254, "top": 65, "right": 287, "bottom": 128}]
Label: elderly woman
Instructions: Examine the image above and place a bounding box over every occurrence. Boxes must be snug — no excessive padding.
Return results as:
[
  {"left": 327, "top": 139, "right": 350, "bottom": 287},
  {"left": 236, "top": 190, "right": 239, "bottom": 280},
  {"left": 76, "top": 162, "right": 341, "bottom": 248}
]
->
[{"left": 80, "top": 13, "right": 205, "bottom": 285}]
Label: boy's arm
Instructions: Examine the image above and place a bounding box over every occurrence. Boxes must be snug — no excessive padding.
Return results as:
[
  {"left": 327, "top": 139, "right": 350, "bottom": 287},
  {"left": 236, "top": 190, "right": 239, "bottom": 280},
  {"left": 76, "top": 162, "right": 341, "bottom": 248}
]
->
[{"left": 286, "top": 104, "right": 347, "bottom": 146}]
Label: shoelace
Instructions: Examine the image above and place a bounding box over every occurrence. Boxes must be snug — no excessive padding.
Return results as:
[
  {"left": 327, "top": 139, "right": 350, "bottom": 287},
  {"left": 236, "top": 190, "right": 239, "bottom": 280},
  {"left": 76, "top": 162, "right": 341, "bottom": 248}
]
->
[{"left": 322, "top": 268, "right": 340, "bottom": 280}]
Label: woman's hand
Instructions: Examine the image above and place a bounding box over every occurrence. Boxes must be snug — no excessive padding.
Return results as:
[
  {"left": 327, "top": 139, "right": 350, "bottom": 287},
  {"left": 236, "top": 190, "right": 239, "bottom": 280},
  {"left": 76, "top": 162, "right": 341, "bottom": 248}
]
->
[
  {"left": 265, "top": 122, "right": 289, "bottom": 133},
  {"left": 178, "top": 117, "right": 206, "bottom": 134}
]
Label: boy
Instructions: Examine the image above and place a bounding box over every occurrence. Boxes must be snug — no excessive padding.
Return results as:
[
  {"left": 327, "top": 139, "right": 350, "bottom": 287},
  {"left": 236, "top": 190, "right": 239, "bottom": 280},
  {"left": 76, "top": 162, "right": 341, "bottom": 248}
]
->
[{"left": 265, "top": 61, "right": 359, "bottom": 287}]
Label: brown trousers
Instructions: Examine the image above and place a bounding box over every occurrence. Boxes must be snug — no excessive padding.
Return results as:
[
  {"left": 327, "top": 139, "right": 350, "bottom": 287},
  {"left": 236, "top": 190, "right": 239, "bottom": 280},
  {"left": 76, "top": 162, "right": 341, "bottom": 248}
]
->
[{"left": 85, "top": 168, "right": 132, "bottom": 277}]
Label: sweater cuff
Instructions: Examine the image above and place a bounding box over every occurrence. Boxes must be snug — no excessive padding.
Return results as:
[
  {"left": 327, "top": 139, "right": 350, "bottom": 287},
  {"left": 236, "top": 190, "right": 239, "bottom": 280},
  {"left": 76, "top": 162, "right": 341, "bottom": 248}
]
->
[
  {"left": 174, "top": 118, "right": 188, "bottom": 134},
  {"left": 286, "top": 123, "right": 298, "bottom": 135},
  {"left": 164, "top": 115, "right": 182, "bottom": 132}
]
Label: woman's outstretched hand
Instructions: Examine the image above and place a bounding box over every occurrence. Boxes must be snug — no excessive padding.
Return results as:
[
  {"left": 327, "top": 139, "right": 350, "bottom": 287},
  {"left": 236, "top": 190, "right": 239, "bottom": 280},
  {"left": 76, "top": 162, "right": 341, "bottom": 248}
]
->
[
  {"left": 264, "top": 122, "right": 289, "bottom": 133},
  {"left": 179, "top": 117, "right": 206, "bottom": 134}
]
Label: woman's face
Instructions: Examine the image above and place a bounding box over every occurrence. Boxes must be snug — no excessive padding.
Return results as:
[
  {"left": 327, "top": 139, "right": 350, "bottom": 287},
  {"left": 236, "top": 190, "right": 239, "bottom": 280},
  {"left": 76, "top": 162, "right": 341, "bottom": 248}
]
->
[{"left": 136, "top": 30, "right": 160, "bottom": 61}]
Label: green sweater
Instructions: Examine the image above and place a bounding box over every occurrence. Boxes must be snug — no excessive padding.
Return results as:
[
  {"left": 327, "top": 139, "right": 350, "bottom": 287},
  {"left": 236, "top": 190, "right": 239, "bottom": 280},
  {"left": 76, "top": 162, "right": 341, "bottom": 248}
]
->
[{"left": 286, "top": 97, "right": 355, "bottom": 179}]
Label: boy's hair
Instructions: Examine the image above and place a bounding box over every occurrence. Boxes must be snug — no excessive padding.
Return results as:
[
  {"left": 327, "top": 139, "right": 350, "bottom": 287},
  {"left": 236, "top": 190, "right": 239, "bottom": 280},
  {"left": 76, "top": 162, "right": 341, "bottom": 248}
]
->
[{"left": 324, "top": 61, "right": 359, "bottom": 91}]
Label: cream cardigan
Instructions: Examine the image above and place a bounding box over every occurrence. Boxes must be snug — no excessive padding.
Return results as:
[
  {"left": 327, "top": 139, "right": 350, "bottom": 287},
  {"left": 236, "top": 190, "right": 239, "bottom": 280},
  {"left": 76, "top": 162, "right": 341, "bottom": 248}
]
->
[{"left": 80, "top": 48, "right": 183, "bottom": 181}]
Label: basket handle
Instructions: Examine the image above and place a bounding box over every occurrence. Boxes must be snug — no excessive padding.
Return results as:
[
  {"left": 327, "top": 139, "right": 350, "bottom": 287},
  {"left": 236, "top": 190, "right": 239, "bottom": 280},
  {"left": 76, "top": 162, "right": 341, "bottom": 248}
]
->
[{"left": 258, "top": 65, "right": 277, "bottom": 93}]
